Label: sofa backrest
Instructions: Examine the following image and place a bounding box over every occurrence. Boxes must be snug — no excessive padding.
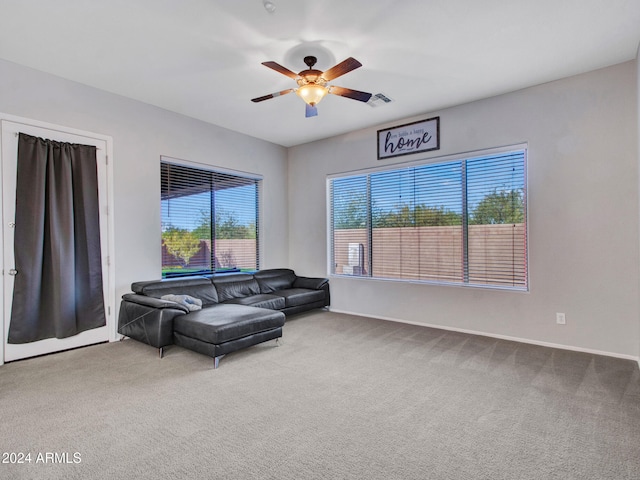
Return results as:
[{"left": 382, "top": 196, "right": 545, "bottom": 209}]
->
[
  {"left": 211, "top": 273, "right": 261, "bottom": 302},
  {"left": 131, "top": 277, "right": 219, "bottom": 305},
  {"left": 253, "top": 268, "right": 297, "bottom": 293}
]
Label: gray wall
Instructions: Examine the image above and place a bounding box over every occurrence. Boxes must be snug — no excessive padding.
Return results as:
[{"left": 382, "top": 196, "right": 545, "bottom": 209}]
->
[
  {"left": 0, "top": 58, "right": 290, "bottom": 306},
  {"left": 1, "top": 57, "right": 638, "bottom": 359},
  {"left": 288, "top": 61, "right": 640, "bottom": 358}
]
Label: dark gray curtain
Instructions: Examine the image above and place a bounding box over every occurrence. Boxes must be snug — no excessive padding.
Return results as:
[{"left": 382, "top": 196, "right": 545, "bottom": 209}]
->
[{"left": 8, "top": 133, "right": 106, "bottom": 344}]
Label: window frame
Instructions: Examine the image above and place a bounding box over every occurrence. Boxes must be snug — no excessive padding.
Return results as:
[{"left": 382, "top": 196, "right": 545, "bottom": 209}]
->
[
  {"left": 160, "top": 156, "right": 262, "bottom": 278},
  {"left": 327, "top": 144, "right": 528, "bottom": 292}
]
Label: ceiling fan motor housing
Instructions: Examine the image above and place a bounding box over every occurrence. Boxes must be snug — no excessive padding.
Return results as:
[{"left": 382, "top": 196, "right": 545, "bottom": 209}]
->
[
  {"left": 298, "top": 56, "right": 328, "bottom": 89},
  {"left": 297, "top": 70, "right": 326, "bottom": 87}
]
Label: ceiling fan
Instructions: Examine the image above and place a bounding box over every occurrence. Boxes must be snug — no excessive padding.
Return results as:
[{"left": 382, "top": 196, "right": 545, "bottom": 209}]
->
[{"left": 251, "top": 56, "right": 372, "bottom": 117}]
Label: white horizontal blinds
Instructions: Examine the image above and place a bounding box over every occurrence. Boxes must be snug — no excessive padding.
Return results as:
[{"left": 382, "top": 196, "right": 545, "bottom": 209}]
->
[
  {"left": 161, "top": 161, "right": 259, "bottom": 277},
  {"left": 214, "top": 176, "right": 259, "bottom": 272},
  {"left": 466, "top": 151, "right": 526, "bottom": 288},
  {"left": 370, "top": 162, "right": 463, "bottom": 281},
  {"left": 161, "top": 163, "right": 213, "bottom": 276},
  {"left": 331, "top": 175, "right": 369, "bottom": 276},
  {"left": 329, "top": 147, "right": 527, "bottom": 290},
  {"left": 371, "top": 169, "right": 414, "bottom": 280},
  {"left": 414, "top": 162, "right": 464, "bottom": 282}
]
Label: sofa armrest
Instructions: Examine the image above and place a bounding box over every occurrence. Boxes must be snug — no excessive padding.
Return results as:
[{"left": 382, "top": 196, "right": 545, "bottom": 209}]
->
[
  {"left": 122, "top": 293, "right": 190, "bottom": 313},
  {"left": 118, "top": 294, "right": 188, "bottom": 348},
  {"left": 293, "top": 276, "right": 329, "bottom": 290}
]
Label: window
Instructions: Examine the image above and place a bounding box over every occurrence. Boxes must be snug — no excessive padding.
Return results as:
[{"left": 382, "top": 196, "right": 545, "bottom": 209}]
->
[
  {"left": 161, "top": 158, "right": 260, "bottom": 278},
  {"left": 330, "top": 148, "right": 527, "bottom": 290}
]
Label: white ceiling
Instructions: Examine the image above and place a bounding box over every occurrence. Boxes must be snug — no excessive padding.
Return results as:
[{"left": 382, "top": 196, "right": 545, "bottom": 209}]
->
[{"left": 0, "top": 0, "right": 639, "bottom": 147}]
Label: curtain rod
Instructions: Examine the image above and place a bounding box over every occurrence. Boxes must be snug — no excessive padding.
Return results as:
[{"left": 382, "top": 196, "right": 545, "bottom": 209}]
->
[{"left": 14, "top": 132, "right": 102, "bottom": 149}]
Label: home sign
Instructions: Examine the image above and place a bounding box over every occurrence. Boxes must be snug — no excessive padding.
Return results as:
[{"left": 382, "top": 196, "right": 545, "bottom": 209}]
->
[{"left": 377, "top": 117, "right": 440, "bottom": 160}]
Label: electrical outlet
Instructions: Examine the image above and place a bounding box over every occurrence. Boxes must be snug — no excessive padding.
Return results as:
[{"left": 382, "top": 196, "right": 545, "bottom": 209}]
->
[{"left": 556, "top": 312, "right": 566, "bottom": 325}]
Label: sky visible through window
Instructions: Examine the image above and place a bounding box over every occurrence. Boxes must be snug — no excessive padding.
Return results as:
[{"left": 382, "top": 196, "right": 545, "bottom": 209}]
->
[
  {"left": 162, "top": 184, "right": 257, "bottom": 231},
  {"left": 333, "top": 151, "right": 525, "bottom": 224},
  {"left": 371, "top": 161, "right": 463, "bottom": 215}
]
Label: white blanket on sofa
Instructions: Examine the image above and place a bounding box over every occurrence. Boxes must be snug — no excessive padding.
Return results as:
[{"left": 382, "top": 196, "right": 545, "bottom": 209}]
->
[{"left": 161, "top": 294, "right": 203, "bottom": 311}]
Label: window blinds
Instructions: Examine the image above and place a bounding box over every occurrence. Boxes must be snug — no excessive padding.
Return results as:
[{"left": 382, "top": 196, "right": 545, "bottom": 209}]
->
[
  {"left": 330, "top": 148, "right": 527, "bottom": 290},
  {"left": 466, "top": 152, "right": 526, "bottom": 287},
  {"left": 161, "top": 161, "right": 260, "bottom": 277}
]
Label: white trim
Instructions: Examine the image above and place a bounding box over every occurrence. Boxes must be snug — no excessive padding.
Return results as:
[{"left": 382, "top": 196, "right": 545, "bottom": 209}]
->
[
  {"left": 0, "top": 115, "right": 111, "bottom": 148},
  {"left": 329, "top": 308, "right": 640, "bottom": 363},
  {"left": 104, "top": 137, "right": 117, "bottom": 343},
  {"left": 161, "top": 155, "right": 264, "bottom": 180},
  {"left": 326, "top": 179, "right": 333, "bottom": 277},
  {"left": 327, "top": 271, "right": 530, "bottom": 293},
  {"left": 326, "top": 145, "right": 529, "bottom": 291},
  {"left": 0, "top": 113, "right": 116, "bottom": 365}
]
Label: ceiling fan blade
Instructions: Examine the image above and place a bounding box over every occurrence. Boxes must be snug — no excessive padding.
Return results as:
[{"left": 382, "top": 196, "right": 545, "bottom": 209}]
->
[
  {"left": 322, "top": 57, "right": 363, "bottom": 81},
  {"left": 329, "top": 86, "right": 372, "bottom": 103},
  {"left": 305, "top": 104, "right": 318, "bottom": 118},
  {"left": 251, "top": 88, "right": 294, "bottom": 103},
  {"left": 261, "top": 61, "right": 299, "bottom": 80}
]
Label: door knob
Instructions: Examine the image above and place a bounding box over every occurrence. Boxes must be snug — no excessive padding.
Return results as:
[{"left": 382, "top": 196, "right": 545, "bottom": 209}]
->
[{"left": 8, "top": 269, "right": 17, "bottom": 276}]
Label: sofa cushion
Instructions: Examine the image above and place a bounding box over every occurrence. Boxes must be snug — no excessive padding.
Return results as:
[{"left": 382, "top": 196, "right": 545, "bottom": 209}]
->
[
  {"left": 273, "top": 288, "right": 325, "bottom": 308},
  {"left": 173, "top": 304, "right": 285, "bottom": 344},
  {"left": 223, "top": 294, "right": 285, "bottom": 310},
  {"left": 131, "top": 277, "right": 218, "bottom": 305},
  {"left": 293, "top": 276, "right": 329, "bottom": 290},
  {"left": 254, "top": 269, "right": 297, "bottom": 293},
  {"left": 212, "top": 274, "right": 261, "bottom": 302}
]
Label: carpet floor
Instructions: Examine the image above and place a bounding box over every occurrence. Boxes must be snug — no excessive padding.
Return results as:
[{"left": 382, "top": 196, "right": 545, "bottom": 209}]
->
[{"left": 1, "top": 310, "right": 639, "bottom": 480}]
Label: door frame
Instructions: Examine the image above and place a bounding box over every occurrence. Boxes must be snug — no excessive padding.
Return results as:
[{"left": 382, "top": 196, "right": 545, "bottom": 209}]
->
[{"left": 0, "top": 113, "right": 116, "bottom": 366}]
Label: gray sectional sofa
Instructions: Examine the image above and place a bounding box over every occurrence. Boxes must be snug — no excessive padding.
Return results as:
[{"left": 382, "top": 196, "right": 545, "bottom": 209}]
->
[{"left": 118, "top": 268, "right": 330, "bottom": 367}]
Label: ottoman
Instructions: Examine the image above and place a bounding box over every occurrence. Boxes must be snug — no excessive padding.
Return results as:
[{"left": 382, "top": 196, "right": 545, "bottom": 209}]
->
[{"left": 172, "top": 304, "right": 285, "bottom": 368}]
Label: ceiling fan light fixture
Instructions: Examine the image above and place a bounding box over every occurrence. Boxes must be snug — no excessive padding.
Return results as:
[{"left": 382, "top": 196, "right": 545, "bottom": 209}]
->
[{"left": 296, "top": 84, "right": 328, "bottom": 107}]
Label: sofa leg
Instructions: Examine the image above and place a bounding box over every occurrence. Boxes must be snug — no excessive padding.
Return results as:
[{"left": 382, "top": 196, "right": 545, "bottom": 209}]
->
[
  {"left": 214, "top": 354, "right": 225, "bottom": 369},
  {"left": 275, "top": 338, "right": 281, "bottom": 347},
  {"left": 159, "top": 347, "right": 164, "bottom": 359}
]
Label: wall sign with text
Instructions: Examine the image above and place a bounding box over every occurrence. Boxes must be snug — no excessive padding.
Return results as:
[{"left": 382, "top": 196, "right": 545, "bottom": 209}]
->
[{"left": 377, "top": 117, "right": 440, "bottom": 160}]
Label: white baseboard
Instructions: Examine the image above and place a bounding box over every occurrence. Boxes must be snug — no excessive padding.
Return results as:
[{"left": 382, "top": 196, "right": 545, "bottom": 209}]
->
[{"left": 328, "top": 308, "right": 640, "bottom": 364}]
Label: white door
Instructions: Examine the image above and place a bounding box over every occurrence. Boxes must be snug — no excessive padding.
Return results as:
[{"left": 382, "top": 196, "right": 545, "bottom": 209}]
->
[{"left": 1, "top": 120, "right": 111, "bottom": 362}]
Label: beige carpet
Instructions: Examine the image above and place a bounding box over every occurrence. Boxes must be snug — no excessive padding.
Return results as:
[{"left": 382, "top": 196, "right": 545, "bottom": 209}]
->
[{"left": 1, "top": 310, "right": 639, "bottom": 480}]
